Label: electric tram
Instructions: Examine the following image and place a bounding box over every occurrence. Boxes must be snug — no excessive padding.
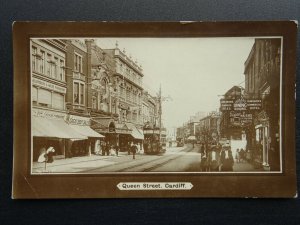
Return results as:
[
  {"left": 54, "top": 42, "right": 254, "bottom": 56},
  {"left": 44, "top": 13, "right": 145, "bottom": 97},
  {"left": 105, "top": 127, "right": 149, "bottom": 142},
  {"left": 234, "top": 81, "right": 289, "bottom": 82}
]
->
[{"left": 143, "top": 127, "right": 167, "bottom": 155}]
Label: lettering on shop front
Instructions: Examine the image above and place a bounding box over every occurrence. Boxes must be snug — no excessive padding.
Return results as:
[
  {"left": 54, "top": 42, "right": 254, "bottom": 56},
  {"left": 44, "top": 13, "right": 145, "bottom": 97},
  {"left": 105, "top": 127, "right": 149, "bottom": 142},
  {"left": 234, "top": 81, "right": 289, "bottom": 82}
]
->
[
  {"left": 220, "top": 98, "right": 262, "bottom": 111},
  {"left": 32, "top": 108, "right": 65, "bottom": 119},
  {"left": 32, "top": 78, "right": 66, "bottom": 94},
  {"left": 67, "top": 115, "right": 90, "bottom": 126}
]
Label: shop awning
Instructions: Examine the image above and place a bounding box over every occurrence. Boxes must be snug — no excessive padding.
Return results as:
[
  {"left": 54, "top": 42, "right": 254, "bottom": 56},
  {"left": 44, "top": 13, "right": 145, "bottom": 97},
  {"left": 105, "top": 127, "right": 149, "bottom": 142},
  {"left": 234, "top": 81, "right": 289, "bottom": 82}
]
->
[
  {"left": 125, "top": 123, "right": 144, "bottom": 140},
  {"left": 116, "top": 123, "right": 132, "bottom": 134},
  {"left": 91, "top": 117, "right": 115, "bottom": 133},
  {"left": 32, "top": 117, "right": 87, "bottom": 139},
  {"left": 69, "top": 124, "right": 104, "bottom": 138}
]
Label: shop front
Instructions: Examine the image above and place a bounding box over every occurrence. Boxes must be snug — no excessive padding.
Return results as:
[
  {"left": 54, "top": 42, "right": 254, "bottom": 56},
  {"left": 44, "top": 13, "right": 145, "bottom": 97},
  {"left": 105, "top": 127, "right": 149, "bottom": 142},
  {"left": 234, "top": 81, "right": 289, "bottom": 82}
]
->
[
  {"left": 66, "top": 115, "right": 104, "bottom": 157},
  {"left": 125, "top": 122, "right": 144, "bottom": 152},
  {"left": 254, "top": 110, "right": 270, "bottom": 170},
  {"left": 91, "top": 117, "right": 119, "bottom": 149},
  {"left": 32, "top": 108, "right": 86, "bottom": 161},
  {"left": 115, "top": 123, "right": 132, "bottom": 152}
]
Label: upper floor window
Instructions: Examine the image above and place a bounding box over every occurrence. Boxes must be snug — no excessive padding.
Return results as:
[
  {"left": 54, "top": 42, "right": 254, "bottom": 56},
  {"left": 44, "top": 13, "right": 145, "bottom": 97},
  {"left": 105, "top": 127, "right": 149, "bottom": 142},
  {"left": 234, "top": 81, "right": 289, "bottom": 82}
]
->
[
  {"left": 73, "top": 81, "right": 85, "bottom": 105},
  {"left": 46, "top": 53, "right": 52, "bottom": 76},
  {"left": 54, "top": 57, "right": 59, "bottom": 79},
  {"left": 74, "top": 53, "right": 83, "bottom": 73},
  {"left": 59, "top": 59, "right": 65, "bottom": 81},
  {"left": 40, "top": 50, "right": 45, "bottom": 74},
  {"left": 32, "top": 46, "right": 39, "bottom": 72},
  {"left": 92, "top": 97, "right": 97, "bottom": 109}
]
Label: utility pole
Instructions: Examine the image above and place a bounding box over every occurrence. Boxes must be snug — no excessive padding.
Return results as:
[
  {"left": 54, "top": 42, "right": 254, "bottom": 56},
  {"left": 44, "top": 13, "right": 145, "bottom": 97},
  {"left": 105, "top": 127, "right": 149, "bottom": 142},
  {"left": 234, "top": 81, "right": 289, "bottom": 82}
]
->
[{"left": 158, "top": 84, "right": 162, "bottom": 144}]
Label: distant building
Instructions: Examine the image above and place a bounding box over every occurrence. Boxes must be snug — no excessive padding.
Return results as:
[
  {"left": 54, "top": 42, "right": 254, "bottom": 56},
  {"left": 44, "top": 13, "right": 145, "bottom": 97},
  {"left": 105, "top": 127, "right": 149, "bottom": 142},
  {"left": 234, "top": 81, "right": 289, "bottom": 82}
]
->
[
  {"left": 196, "top": 111, "right": 221, "bottom": 143},
  {"left": 142, "top": 91, "right": 157, "bottom": 126},
  {"left": 219, "top": 85, "right": 244, "bottom": 140}
]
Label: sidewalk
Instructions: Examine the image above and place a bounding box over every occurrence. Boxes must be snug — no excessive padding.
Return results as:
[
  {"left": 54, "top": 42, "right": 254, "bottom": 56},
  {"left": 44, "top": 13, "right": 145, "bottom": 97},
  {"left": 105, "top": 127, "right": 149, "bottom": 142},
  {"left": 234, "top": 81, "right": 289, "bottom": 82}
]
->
[
  {"left": 32, "top": 151, "right": 132, "bottom": 173},
  {"left": 233, "top": 160, "right": 262, "bottom": 172}
]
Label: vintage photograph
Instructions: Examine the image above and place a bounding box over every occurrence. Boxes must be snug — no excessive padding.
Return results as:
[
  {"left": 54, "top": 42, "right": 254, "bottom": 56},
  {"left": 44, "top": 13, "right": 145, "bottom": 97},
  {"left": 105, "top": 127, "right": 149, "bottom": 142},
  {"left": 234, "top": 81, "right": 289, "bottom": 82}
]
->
[{"left": 30, "top": 37, "right": 282, "bottom": 174}]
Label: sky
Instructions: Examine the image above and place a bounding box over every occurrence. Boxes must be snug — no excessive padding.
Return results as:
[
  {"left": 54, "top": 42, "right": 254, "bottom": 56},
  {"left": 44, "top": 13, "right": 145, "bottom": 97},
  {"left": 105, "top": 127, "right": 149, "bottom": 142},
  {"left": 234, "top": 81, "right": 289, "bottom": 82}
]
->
[{"left": 96, "top": 37, "right": 255, "bottom": 130}]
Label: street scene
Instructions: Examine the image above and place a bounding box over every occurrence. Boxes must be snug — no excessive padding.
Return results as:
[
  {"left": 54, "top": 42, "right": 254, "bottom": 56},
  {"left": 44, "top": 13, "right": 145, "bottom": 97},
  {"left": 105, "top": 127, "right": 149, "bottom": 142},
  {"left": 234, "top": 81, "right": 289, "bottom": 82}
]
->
[{"left": 31, "top": 37, "right": 282, "bottom": 173}]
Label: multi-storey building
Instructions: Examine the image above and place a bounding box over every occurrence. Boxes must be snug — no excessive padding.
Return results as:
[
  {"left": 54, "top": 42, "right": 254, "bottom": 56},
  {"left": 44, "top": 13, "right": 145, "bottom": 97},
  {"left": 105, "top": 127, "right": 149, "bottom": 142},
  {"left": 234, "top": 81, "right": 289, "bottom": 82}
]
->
[
  {"left": 31, "top": 39, "right": 87, "bottom": 161},
  {"left": 104, "top": 43, "right": 144, "bottom": 127},
  {"left": 142, "top": 91, "right": 157, "bottom": 126},
  {"left": 219, "top": 86, "right": 244, "bottom": 140},
  {"left": 196, "top": 111, "right": 221, "bottom": 143},
  {"left": 64, "top": 39, "right": 103, "bottom": 157},
  {"left": 244, "top": 38, "right": 281, "bottom": 170},
  {"left": 88, "top": 41, "right": 144, "bottom": 150}
]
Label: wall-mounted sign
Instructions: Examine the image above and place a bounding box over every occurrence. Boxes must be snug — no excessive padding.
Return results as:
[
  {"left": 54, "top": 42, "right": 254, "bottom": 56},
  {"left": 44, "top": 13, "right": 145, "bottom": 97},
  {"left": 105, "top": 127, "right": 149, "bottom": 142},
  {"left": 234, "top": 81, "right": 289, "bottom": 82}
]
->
[
  {"left": 32, "top": 108, "right": 66, "bottom": 119},
  {"left": 66, "top": 115, "right": 90, "bottom": 126},
  {"left": 246, "top": 99, "right": 262, "bottom": 110},
  {"left": 220, "top": 98, "right": 262, "bottom": 111},
  {"left": 233, "top": 98, "right": 247, "bottom": 111},
  {"left": 220, "top": 99, "right": 234, "bottom": 111},
  {"left": 230, "top": 111, "right": 253, "bottom": 126},
  {"left": 32, "top": 78, "right": 66, "bottom": 94}
]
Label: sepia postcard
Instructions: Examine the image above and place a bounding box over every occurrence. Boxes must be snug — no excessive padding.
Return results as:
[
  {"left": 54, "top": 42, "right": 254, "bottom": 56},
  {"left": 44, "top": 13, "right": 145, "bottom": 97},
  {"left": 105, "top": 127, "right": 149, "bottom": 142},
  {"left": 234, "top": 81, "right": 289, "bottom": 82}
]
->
[{"left": 13, "top": 21, "right": 297, "bottom": 198}]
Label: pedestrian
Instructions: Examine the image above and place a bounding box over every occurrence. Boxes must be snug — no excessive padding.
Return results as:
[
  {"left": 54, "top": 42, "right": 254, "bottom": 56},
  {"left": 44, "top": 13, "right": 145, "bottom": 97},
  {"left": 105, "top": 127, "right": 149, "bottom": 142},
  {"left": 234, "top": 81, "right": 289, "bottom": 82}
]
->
[
  {"left": 200, "top": 154, "right": 209, "bottom": 172},
  {"left": 106, "top": 142, "right": 110, "bottom": 156},
  {"left": 208, "top": 145, "right": 220, "bottom": 171},
  {"left": 200, "top": 143, "right": 205, "bottom": 156},
  {"left": 46, "top": 146, "right": 55, "bottom": 163},
  {"left": 131, "top": 142, "right": 137, "bottom": 159},
  {"left": 240, "top": 148, "right": 245, "bottom": 162},
  {"left": 101, "top": 141, "right": 106, "bottom": 156},
  {"left": 235, "top": 148, "right": 240, "bottom": 163},
  {"left": 127, "top": 142, "right": 131, "bottom": 155},
  {"left": 220, "top": 145, "right": 234, "bottom": 171},
  {"left": 115, "top": 143, "right": 119, "bottom": 156}
]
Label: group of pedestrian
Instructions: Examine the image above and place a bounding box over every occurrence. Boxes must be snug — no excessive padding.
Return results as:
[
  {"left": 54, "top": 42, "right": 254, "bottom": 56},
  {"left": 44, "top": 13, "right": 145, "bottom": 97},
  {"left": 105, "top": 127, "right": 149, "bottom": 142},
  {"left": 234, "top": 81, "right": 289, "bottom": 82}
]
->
[
  {"left": 199, "top": 143, "right": 234, "bottom": 172},
  {"left": 98, "top": 141, "right": 120, "bottom": 157}
]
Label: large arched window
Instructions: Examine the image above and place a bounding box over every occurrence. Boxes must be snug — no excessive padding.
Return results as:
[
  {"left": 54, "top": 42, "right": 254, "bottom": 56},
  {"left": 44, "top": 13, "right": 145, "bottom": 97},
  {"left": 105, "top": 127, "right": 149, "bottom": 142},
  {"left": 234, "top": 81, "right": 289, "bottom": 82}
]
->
[{"left": 100, "top": 77, "right": 109, "bottom": 95}]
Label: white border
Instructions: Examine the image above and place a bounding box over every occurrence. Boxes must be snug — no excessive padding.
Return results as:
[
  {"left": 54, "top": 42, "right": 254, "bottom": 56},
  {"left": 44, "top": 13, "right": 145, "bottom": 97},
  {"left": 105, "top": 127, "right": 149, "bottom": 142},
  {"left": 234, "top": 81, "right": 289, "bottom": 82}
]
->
[{"left": 30, "top": 36, "right": 283, "bottom": 175}]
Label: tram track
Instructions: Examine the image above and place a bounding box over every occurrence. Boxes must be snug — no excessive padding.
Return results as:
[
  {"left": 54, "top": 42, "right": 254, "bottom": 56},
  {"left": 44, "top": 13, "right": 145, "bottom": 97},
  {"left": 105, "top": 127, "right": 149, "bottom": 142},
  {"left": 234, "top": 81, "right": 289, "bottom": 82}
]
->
[
  {"left": 142, "top": 145, "right": 196, "bottom": 172},
  {"left": 118, "top": 145, "right": 195, "bottom": 172}
]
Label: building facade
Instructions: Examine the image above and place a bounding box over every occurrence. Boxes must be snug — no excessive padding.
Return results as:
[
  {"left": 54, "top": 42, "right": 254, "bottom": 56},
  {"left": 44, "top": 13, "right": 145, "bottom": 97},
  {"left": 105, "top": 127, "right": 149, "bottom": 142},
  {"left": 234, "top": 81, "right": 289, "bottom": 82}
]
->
[
  {"left": 64, "top": 39, "right": 103, "bottom": 158},
  {"left": 105, "top": 43, "right": 144, "bottom": 127},
  {"left": 87, "top": 41, "right": 145, "bottom": 150},
  {"left": 31, "top": 39, "right": 87, "bottom": 161},
  {"left": 219, "top": 86, "right": 245, "bottom": 140},
  {"left": 196, "top": 111, "right": 221, "bottom": 144},
  {"left": 244, "top": 38, "right": 281, "bottom": 171}
]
